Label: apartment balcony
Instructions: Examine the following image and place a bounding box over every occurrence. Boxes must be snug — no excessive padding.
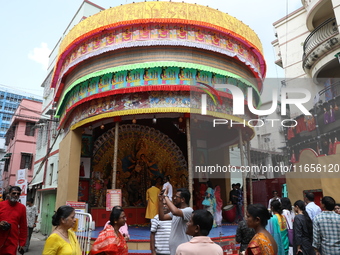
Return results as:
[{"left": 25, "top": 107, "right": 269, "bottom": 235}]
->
[
  {"left": 316, "top": 80, "right": 340, "bottom": 105},
  {"left": 303, "top": 0, "right": 334, "bottom": 31},
  {"left": 272, "top": 39, "right": 283, "bottom": 68},
  {"left": 287, "top": 80, "right": 340, "bottom": 156},
  {"left": 302, "top": 18, "right": 340, "bottom": 79}
]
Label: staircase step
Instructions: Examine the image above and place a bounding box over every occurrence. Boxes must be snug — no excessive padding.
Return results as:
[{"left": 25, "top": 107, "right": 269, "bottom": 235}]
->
[{"left": 128, "top": 250, "right": 151, "bottom": 255}]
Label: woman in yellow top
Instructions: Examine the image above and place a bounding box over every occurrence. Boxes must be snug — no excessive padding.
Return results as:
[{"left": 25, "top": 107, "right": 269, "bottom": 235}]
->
[{"left": 42, "top": 205, "right": 82, "bottom": 255}]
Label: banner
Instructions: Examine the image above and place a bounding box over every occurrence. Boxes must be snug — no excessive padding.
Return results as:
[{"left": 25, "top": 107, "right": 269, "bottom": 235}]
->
[
  {"left": 15, "top": 169, "right": 27, "bottom": 205},
  {"left": 106, "top": 189, "right": 122, "bottom": 211}
]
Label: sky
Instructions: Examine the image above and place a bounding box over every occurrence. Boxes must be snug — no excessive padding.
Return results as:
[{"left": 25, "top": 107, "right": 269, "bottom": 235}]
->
[{"left": 0, "top": 0, "right": 302, "bottom": 98}]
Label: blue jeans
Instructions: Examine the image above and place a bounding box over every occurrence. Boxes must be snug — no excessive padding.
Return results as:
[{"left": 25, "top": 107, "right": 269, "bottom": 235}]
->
[{"left": 24, "top": 227, "right": 34, "bottom": 251}]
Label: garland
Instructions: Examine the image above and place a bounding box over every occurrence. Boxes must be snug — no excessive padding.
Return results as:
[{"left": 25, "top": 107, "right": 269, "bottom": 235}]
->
[
  {"left": 69, "top": 107, "right": 253, "bottom": 132},
  {"left": 55, "top": 61, "right": 261, "bottom": 115},
  {"left": 52, "top": 12, "right": 265, "bottom": 89}
]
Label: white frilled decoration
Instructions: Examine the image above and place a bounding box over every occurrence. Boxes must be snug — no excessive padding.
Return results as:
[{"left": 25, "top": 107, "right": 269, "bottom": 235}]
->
[{"left": 57, "top": 40, "right": 262, "bottom": 89}]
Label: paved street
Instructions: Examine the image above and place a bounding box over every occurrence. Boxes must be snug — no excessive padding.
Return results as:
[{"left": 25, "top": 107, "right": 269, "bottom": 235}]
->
[{"left": 24, "top": 231, "right": 47, "bottom": 255}]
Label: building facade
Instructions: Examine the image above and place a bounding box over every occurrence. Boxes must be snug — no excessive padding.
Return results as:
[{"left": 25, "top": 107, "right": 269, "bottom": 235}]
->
[
  {"left": 0, "top": 85, "right": 42, "bottom": 195},
  {"left": 30, "top": 0, "right": 105, "bottom": 235},
  {"left": 33, "top": 0, "right": 266, "bottom": 229},
  {"left": 272, "top": 0, "right": 340, "bottom": 203},
  {"left": 0, "top": 85, "right": 42, "bottom": 138},
  {"left": 2, "top": 99, "right": 42, "bottom": 190}
]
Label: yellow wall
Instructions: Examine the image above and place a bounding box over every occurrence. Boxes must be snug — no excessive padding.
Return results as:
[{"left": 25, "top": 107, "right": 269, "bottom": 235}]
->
[
  {"left": 287, "top": 145, "right": 340, "bottom": 203},
  {"left": 56, "top": 129, "right": 82, "bottom": 209}
]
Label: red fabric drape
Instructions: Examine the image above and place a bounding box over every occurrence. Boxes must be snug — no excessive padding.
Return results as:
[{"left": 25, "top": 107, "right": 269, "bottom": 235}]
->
[{"left": 295, "top": 116, "right": 307, "bottom": 134}]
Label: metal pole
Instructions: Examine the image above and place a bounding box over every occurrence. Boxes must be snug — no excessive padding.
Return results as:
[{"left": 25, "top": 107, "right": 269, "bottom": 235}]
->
[
  {"left": 186, "top": 118, "right": 193, "bottom": 208},
  {"left": 247, "top": 140, "right": 253, "bottom": 204},
  {"left": 238, "top": 129, "right": 247, "bottom": 218},
  {"left": 112, "top": 122, "right": 119, "bottom": 189}
]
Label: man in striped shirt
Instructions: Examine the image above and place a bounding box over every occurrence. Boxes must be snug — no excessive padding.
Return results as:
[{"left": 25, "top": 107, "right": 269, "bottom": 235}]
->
[{"left": 150, "top": 202, "right": 172, "bottom": 255}]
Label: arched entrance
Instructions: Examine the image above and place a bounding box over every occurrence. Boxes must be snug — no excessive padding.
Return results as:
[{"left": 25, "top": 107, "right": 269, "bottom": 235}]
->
[{"left": 90, "top": 124, "right": 188, "bottom": 208}]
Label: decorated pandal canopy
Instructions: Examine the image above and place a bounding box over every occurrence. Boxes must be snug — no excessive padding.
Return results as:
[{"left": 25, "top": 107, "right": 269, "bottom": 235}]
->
[{"left": 52, "top": 1, "right": 265, "bottom": 207}]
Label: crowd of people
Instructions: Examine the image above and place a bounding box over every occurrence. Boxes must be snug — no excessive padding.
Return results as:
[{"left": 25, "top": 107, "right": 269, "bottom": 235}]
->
[
  {"left": 2, "top": 184, "right": 340, "bottom": 255},
  {"left": 235, "top": 192, "right": 340, "bottom": 255}
]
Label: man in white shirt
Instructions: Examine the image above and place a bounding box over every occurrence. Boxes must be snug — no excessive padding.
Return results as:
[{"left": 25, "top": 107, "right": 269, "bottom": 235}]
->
[
  {"left": 24, "top": 198, "right": 38, "bottom": 252},
  {"left": 158, "top": 188, "right": 193, "bottom": 255},
  {"left": 305, "top": 192, "right": 322, "bottom": 221},
  {"left": 268, "top": 190, "right": 281, "bottom": 210},
  {"left": 162, "top": 176, "right": 173, "bottom": 202}
]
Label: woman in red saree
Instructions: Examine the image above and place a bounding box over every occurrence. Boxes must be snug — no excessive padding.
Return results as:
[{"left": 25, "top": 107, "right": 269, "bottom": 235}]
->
[
  {"left": 244, "top": 204, "right": 277, "bottom": 255},
  {"left": 91, "top": 206, "right": 128, "bottom": 255}
]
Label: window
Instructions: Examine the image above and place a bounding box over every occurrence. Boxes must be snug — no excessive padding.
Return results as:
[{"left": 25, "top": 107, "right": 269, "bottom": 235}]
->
[
  {"left": 4, "top": 158, "right": 10, "bottom": 172},
  {"left": 264, "top": 137, "right": 270, "bottom": 143},
  {"left": 262, "top": 134, "right": 271, "bottom": 145},
  {"left": 20, "top": 153, "right": 33, "bottom": 170},
  {"left": 25, "top": 122, "right": 35, "bottom": 136},
  {"left": 48, "top": 163, "right": 54, "bottom": 186}
]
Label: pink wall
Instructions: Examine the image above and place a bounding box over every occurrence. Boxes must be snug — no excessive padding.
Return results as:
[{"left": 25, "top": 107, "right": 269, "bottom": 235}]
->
[{"left": 5, "top": 99, "right": 42, "bottom": 187}]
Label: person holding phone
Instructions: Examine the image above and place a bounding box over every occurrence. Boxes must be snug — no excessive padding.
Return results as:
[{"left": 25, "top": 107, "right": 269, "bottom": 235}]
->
[
  {"left": 158, "top": 188, "right": 193, "bottom": 255},
  {"left": 162, "top": 176, "right": 173, "bottom": 201}
]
